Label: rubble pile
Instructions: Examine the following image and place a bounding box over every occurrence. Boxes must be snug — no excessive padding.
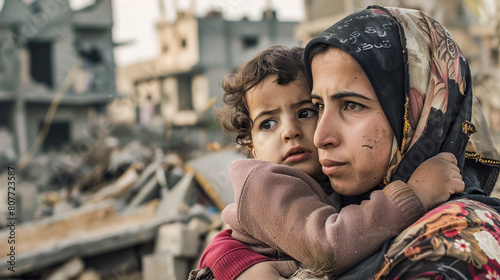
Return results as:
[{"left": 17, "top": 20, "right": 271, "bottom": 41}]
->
[{"left": 0, "top": 137, "right": 243, "bottom": 280}]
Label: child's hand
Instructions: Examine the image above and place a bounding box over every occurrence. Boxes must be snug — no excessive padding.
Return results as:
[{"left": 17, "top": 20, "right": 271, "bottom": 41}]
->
[
  {"left": 407, "top": 152, "right": 464, "bottom": 210},
  {"left": 235, "top": 260, "right": 299, "bottom": 280}
]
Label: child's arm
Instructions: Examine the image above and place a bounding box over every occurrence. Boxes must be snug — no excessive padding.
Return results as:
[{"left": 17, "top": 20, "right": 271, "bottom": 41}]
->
[
  {"left": 198, "top": 229, "right": 298, "bottom": 280},
  {"left": 198, "top": 229, "right": 275, "bottom": 280},
  {"left": 235, "top": 261, "right": 299, "bottom": 280},
  {"left": 228, "top": 155, "right": 462, "bottom": 276},
  {"left": 406, "top": 152, "right": 464, "bottom": 210}
]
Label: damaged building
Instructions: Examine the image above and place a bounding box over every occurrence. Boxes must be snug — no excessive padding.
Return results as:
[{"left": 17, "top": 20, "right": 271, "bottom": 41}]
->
[
  {"left": 0, "top": 0, "right": 116, "bottom": 163},
  {"left": 114, "top": 3, "right": 300, "bottom": 156}
]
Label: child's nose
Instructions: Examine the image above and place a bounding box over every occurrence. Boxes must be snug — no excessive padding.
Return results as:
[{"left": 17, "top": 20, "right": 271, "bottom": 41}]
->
[{"left": 282, "top": 122, "right": 302, "bottom": 141}]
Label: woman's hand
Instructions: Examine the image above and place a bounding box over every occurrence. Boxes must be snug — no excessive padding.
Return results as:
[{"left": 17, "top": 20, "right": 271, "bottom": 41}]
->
[
  {"left": 235, "top": 260, "right": 299, "bottom": 280},
  {"left": 407, "top": 152, "right": 465, "bottom": 210}
]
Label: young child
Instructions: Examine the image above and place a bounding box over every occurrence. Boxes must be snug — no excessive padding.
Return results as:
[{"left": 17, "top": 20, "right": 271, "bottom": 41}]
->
[{"left": 196, "top": 45, "right": 463, "bottom": 280}]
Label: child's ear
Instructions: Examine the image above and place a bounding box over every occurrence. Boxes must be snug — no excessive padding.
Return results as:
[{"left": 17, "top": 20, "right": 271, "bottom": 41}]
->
[{"left": 246, "top": 144, "right": 256, "bottom": 158}]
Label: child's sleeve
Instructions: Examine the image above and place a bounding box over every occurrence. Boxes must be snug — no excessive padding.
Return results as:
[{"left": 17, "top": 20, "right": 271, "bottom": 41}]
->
[
  {"left": 230, "top": 159, "right": 426, "bottom": 276},
  {"left": 198, "top": 229, "right": 274, "bottom": 280}
]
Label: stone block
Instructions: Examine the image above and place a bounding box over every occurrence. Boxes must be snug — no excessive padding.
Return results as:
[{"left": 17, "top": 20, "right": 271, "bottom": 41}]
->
[
  {"left": 155, "top": 223, "right": 200, "bottom": 258},
  {"left": 77, "top": 269, "right": 101, "bottom": 280},
  {"left": 46, "top": 258, "right": 84, "bottom": 280},
  {"left": 18, "top": 182, "right": 38, "bottom": 223},
  {"left": 187, "top": 217, "right": 211, "bottom": 235},
  {"left": 142, "top": 252, "right": 189, "bottom": 280},
  {"left": 156, "top": 173, "right": 195, "bottom": 217}
]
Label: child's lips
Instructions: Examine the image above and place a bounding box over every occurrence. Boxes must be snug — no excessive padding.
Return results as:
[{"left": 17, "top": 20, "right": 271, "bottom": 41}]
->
[
  {"left": 283, "top": 146, "right": 310, "bottom": 163},
  {"left": 284, "top": 152, "right": 312, "bottom": 163}
]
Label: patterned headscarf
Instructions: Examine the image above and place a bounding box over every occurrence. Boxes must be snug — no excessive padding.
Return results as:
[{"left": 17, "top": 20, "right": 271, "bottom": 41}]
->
[{"left": 304, "top": 6, "right": 500, "bottom": 199}]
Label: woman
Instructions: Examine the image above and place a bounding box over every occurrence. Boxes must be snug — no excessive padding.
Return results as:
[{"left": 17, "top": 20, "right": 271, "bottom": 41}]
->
[
  {"left": 303, "top": 5, "right": 500, "bottom": 279},
  {"left": 192, "top": 6, "right": 500, "bottom": 280}
]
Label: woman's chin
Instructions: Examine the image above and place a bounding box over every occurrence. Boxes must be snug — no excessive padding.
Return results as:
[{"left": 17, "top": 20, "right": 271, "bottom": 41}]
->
[
  {"left": 331, "top": 184, "right": 355, "bottom": 196},
  {"left": 331, "top": 182, "right": 370, "bottom": 196}
]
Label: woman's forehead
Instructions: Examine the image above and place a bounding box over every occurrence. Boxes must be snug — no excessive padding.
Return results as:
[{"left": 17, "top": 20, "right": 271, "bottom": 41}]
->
[
  {"left": 310, "top": 48, "right": 373, "bottom": 96},
  {"left": 311, "top": 48, "right": 364, "bottom": 74}
]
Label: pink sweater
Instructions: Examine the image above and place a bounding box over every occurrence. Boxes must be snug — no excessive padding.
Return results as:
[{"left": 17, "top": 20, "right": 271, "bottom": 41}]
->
[{"left": 221, "top": 159, "right": 426, "bottom": 276}]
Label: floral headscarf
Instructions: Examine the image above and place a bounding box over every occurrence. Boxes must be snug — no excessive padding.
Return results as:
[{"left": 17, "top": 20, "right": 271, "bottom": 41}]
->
[{"left": 304, "top": 6, "right": 500, "bottom": 199}]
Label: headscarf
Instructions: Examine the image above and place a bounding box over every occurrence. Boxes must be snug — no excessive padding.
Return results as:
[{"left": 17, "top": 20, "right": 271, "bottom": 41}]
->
[{"left": 304, "top": 6, "right": 500, "bottom": 205}]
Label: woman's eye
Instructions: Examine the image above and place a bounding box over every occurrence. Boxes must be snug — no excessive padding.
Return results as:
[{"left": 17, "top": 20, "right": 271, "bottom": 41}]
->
[
  {"left": 298, "top": 108, "right": 318, "bottom": 119},
  {"left": 344, "top": 102, "right": 363, "bottom": 111},
  {"left": 313, "top": 102, "right": 324, "bottom": 112},
  {"left": 259, "top": 120, "right": 278, "bottom": 130}
]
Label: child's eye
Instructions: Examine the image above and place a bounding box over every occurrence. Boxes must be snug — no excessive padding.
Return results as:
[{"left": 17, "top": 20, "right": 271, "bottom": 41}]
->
[
  {"left": 259, "top": 120, "right": 278, "bottom": 130},
  {"left": 298, "top": 108, "right": 318, "bottom": 119},
  {"left": 343, "top": 101, "right": 364, "bottom": 111}
]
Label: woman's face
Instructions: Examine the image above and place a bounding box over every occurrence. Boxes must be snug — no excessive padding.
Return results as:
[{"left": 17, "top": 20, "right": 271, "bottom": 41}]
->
[{"left": 311, "top": 47, "right": 394, "bottom": 196}]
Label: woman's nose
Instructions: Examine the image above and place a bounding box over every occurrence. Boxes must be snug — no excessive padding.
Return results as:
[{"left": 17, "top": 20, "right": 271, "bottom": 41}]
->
[{"left": 314, "top": 111, "right": 340, "bottom": 149}]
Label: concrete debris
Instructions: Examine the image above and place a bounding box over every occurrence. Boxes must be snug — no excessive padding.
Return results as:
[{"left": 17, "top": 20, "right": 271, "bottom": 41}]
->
[
  {"left": 155, "top": 223, "right": 201, "bottom": 258},
  {"left": 87, "top": 162, "right": 142, "bottom": 204},
  {"left": 187, "top": 217, "right": 211, "bottom": 236},
  {"left": 46, "top": 258, "right": 85, "bottom": 280},
  {"left": 156, "top": 173, "right": 196, "bottom": 217},
  {"left": 77, "top": 269, "right": 102, "bottom": 280},
  {"left": 0, "top": 127, "right": 16, "bottom": 162},
  {"left": 186, "top": 149, "right": 244, "bottom": 210},
  {"left": 0, "top": 138, "right": 245, "bottom": 279},
  {"left": 142, "top": 252, "right": 190, "bottom": 280}
]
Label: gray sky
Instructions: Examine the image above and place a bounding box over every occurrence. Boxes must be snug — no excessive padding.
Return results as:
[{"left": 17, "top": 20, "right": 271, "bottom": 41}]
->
[
  {"left": 112, "top": 0, "right": 305, "bottom": 66},
  {"left": 0, "top": 0, "right": 304, "bottom": 66}
]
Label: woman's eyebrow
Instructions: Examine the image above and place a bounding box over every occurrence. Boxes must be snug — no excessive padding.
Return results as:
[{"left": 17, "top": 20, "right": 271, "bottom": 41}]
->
[
  {"left": 312, "top": 92, "right": 373, "bottom": 101},
  {"left": 331, "top": 92, "right": 373, "bottom": 100},
  {"left": 311, "top": 94, "right": 322, "bottom": 100}
]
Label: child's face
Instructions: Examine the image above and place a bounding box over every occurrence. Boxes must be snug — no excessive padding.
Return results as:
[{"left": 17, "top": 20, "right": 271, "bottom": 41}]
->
[{"left": 246, "top": 74, "right": 324, "bottom": 179}]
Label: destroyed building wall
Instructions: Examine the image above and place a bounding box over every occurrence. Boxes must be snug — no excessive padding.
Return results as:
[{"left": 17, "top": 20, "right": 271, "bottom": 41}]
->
[
  {"left": 23, "top": 104, "right": 97, "bottom": 151},
  {"left": 0, "top": 0, "right": 117, "bottom": 162},
  {"left": 157, "top": 14, "right": 200, "bottom": 73}
]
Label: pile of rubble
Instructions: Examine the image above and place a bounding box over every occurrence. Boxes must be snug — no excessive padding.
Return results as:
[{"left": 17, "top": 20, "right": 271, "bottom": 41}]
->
[{"left": 0, "top": 137, "right": 243, "bottom": 280}]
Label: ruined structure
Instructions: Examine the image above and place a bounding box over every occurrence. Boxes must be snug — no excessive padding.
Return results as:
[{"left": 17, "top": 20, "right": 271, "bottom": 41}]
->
[{"left": 0, "top": 0, "right": 116, "bottom": 161}]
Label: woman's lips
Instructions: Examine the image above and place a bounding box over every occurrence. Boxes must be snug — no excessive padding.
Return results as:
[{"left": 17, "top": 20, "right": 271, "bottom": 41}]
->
[{"left": 320, "top": 159, "right": 346, "bottom": 176}]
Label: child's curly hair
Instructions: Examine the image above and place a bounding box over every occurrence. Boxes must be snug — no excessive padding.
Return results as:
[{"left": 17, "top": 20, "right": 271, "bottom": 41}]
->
[{"left": 219, "top": 45, "right": 306, "bottom": 154}]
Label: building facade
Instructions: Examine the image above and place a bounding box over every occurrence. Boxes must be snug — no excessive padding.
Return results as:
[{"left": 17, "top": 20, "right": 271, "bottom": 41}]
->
[{"left": 0, "top": 0, "right": 116, "bottom": 162}]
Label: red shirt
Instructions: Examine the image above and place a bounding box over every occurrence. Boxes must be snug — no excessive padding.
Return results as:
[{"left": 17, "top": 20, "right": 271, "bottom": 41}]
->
[{"left": 199, "top": 229, "right": 274, "bottom": 280}]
